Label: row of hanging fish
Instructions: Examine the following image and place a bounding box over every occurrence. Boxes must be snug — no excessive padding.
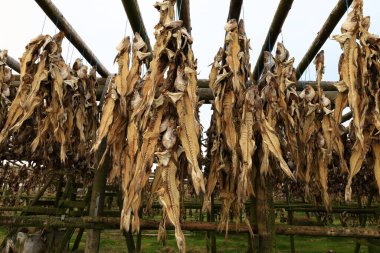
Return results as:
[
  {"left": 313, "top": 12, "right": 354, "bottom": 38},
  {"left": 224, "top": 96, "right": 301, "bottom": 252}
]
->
[
  {"left": 0, "top": 32, "right": 98, "bottom": 179},
  {"left": 0, "top": 0, "right": 379, "bottom": 251}
]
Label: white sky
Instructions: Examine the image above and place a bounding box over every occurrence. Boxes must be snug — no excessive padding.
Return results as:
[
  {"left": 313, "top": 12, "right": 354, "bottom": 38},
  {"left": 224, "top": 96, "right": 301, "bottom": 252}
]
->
[{"left": 1, "top": 0, "right": 380, "bottom": 130}]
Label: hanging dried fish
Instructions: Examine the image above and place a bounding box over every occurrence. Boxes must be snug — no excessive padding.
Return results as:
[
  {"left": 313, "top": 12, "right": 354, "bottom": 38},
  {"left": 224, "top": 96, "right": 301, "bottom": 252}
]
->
[
  {"left": 333, "top": 0, "right": 380, "bottom": 200},
  {"left": 0, "top": 33, "right": 98, "bottom": 184},
  {"left": 92, "top": 1, "right": 203, "bottom": 251},
  {"left": 0, "top": 50, "right": 12, "bottom": 135},
  {"left": 204, "top": 19, "right": 256, "bottom": 237}
]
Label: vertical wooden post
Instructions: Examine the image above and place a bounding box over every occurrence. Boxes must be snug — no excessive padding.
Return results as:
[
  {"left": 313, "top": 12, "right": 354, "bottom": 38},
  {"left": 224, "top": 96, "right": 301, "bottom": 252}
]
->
[
  {"left": 247, "top": 197, "right": 259, "bottom": 253},
  {"left": 255, "top": 173, "right": 275, "bottom": 253},
  {"left": 136, "top": 208, "right": 143, "bottom": 253},
  {"left": 84, "top": 151, "right": 110, "bottom": 253},
  {"left": 286, "top": 186, "right": 295, "bottom": 253},
  {"left": 117, "top": 184, "right": 136, "bottom": 253},
  {"left": 354, "top": 190, "right": 374, "bottom": 253},
  {"left": 72, "top": 189, "right": 92, "bottom": 252},
  {"left": 84, "top": 74, "right": 112, "bottom": 253},
  {"left": 206, "top": 194, "right": 216, "bottom": 253}
]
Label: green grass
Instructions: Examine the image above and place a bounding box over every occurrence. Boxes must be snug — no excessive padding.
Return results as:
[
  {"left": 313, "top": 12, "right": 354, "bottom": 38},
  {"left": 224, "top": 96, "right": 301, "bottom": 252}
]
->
[
  {"left": 0, "top": 227, "right": 372, "bottom": 252},
  {"left": 69, "top": 229, "right": 368, "bottom": 253}
]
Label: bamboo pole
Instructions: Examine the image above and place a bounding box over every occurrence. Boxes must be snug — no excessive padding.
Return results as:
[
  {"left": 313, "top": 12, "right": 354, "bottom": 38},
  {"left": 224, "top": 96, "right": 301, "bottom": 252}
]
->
[
  {"left": 121, "top": 0, "right": 152, "bottom": 52},
  {"left": 252, "top": 0, "right": 294, "bottom": 80},
  {"left": 34, "top": 0, "right": 110, "bottom": 77},
  {"left": 295, "top": 0, "right": 353, "bottom": 79}
]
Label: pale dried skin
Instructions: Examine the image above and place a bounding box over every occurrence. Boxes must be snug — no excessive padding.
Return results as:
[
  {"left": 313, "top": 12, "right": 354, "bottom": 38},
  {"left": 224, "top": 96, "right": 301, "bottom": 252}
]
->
[
  {"left": 0, "top": 33, "right": 98, "bottom": 182},
  {"left": 175, "top": 93, "right": 205, "bottom": 194},
  {"left": 332, "top": 0, "right": 380, "bottom": 200},
  {"left": 101, "top": 2, "right": 204, "bottom": 250},
  {"left": 0, "top": 50, "right": 12, "bottom": 141},
  {"left": 205, "top": 19, "right": 256, "bottom": 236},
  {"left": 238, "top": 87, "right": 256, "bottom": 203},
  {"left": 259, "top": 115, "right": 295, "bottom": 181}
]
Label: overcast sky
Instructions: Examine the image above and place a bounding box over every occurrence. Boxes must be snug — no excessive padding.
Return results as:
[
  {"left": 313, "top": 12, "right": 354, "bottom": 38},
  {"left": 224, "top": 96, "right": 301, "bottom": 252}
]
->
[{"left": 1, "top": 0, "right": 380, "bottom": 130}]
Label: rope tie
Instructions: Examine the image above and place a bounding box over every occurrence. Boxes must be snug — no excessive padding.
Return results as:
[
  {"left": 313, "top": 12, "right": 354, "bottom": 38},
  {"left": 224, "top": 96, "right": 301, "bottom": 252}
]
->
[
  {"left": 124, "top": 19, "right": 128, "bottom": 38},
  {"left": 54, "top": 16, "right": 59, "bottom": 34},
  {"left": 269, "top": 32, "right": 272, "bottom": 75},
  {"left": 41, "top": 15, "right": 47, "bottom": 35},
  {"left": 65, "top": 34, "right": 72, "bottom": 62}
]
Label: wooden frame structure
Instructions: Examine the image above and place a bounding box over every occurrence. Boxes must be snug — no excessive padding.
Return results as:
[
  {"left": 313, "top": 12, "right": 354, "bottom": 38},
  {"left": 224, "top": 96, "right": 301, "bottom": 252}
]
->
[{"left": 1, "top": 0, "right": 367, "bottom": 252}]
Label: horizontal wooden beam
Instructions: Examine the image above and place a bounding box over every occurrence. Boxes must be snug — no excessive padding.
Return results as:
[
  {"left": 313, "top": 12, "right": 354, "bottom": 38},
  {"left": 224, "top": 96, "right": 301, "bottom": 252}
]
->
[
  {"left": 1, "top": 215, "right": 380, "bottom": 238},
  {"left": 9, "top": 78, "right": 338, "bottom": 103},
  {"left": 34, "top": 0, "right": 110, "bottom": 77},
  {"left": 295, "top": 0, "right": 353, "bottom": 79},
  {"left": 0, "top": 50, "right": 20, "bottom": 73},
  {"left": 252, "top": 0, "right": 294, "bottom": 80}
]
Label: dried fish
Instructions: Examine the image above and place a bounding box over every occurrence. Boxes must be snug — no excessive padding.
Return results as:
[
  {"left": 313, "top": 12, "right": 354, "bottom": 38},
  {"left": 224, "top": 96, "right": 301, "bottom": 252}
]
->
[{"left": 333, "top": 0, "right": 380, "bottom": 200}]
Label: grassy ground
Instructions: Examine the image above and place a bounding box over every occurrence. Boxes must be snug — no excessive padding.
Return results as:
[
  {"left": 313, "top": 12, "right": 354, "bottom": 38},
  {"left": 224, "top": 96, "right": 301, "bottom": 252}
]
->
[{"left": 0, "top": 227, "right": 369, "bottom": 252}]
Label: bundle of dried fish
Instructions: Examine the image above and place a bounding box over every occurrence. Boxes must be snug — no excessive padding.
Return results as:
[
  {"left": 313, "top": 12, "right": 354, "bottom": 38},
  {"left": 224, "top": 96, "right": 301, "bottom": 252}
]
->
[
  {"left": 0, "top": 33, "right": 98, "bottom": 179},
  {"left": 204, "top": 19, "right": 255, "bottom": 236},
  {"left": 91, "top": 33, "right": 150, "bottom": 230},
  {"left": 126, "top": 2, "right": 204, "bottom": 251},
  {"left": 92, "top": 34, "right": 149, "bottom": 180},
  {"left": 0, "top": 50, "right": 12, "bottom": 136},
  {"left": 93, "top": 1, "right": 203, "bottom": 251},
  {"left": 258, "top": 43, "right": 297, "bottom": 179},
  {"left": 295, "top": 51, "right": 347, "bottom": 209},
  {"left": 332, "top": 0, "right": 380, "bottom": 200},
  {"left": 258, "top": 42, "right": 347, "bottom": 209}
]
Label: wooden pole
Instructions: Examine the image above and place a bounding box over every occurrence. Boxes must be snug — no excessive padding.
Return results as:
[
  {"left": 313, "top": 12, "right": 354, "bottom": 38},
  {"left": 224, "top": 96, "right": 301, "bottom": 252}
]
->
[
  {"left": 10, "top": 76, "right": 338, "bottom": 95},
  {"left": 176, "top": 0, "right": 191, "bottom": 32},
  {"left": 84, "top": 151, "right": 110, "bottom": 252},
  {"left": 34, "top": 0, "right": 110, "bottom": 77},
  {"left": 0, "top": 174, "right": 55, "bottom": 250},
  {"left": 0, "top": 50, "right": 20, "bottom": 73},
  {"left": 84, "top": 76, "right": 113, "bottom": 253},
  {"left": 295, "top": 0, "right": 353, "bottom": 79},
  {"left": 252, "top": 0, "right": 294, "bottom": 80},
  {"left": 341, "top": 111, "right": 352, "bottom": 123},
  {"left": 206, "top": 194, "right": 216, "bottom": 253},
  {"left": 3, "top": 215, "right": 380, "bottom": 238},
  {"left": 286, "top": 186, "right": 295, "bottom": 253},
  {"left": 121, "top": 0, "right": 152, "bottom": 52},
  {"left": 227, "top": 0, "right": 243, "bottom": 21},
  {"left": 255, "top": 174, "right": 275, "bottom": 253},
  {"left": 354, "top": 191, "right": 375, "bottom": 253}
]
